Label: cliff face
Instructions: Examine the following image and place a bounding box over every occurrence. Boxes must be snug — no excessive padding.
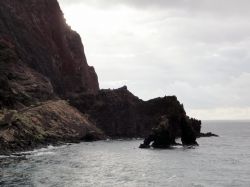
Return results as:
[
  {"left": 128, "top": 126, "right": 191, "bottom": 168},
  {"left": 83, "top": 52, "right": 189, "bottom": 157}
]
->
[
  {"left": 0, "top": 0, "right": 103, "bottom": 155},
  {"left": 0, "top": 0, "right": 99, "bottom": 108}
]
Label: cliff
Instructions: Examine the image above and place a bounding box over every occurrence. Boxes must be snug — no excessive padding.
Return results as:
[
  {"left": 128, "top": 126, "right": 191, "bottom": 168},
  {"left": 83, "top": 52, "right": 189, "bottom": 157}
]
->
[
  {"left": 0, "top": 0, "right": 202, "bottom": 154},
  {"left": 69, "top": 86, "right": 201, "bottom": 141},
  {"left": 0, "top": 0, "right": 103, "bottom": 155},
  {"left": 0, "top": 0, "right": 99, "bottom": 109}
]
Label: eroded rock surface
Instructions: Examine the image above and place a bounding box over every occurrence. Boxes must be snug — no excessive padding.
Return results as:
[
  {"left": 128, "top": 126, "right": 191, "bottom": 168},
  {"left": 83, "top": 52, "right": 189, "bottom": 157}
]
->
[
  {"left": 70, "top": 87, "right": 202, "bottom": 142},
  {"left": 0, "top": 100, "right": 105, "bottom": 155},
  {"left": 0, "top": 0, "right": 99, "bottom": 108}
]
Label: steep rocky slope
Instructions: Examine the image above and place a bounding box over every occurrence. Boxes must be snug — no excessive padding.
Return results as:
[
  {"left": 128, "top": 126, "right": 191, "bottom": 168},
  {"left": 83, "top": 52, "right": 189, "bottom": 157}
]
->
[
  {"left": 0, "top": 100, "right": 105, "bottom": 155},
  {"left": 0, "top": 0, "right": 202, "bottom": 154},
  {"left": 0, "top": 0, "right": 99, "bottom": 108}
]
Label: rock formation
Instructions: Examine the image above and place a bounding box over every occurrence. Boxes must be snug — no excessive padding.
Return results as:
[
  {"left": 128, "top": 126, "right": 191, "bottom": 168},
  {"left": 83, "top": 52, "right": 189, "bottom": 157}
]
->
[
  {"left": 0, "top": 0, "right": 99, "bottom": 109},
  {"left": 0, "top": 100, "right": 105, "bottom": 155},
  {"left": 199, "top": 132, "right": 219, "bottom": 137},
  {"left": 70, "top": 87, "right": 202, "bottom": 147},
  {"left": 0, "top": 0, "right": 205, "bottom": 154},
  {"left": 139, "top": 116, "right": 173, "bottom": 148},
  {"left": 139, "top": 115, "right": 199, "bottom": 148},
  {"left": 0, "top": 0, "right": 103, "bottom": 155},
  {"left": 180, "top": 117, "right": 199, "bottom": 146}
]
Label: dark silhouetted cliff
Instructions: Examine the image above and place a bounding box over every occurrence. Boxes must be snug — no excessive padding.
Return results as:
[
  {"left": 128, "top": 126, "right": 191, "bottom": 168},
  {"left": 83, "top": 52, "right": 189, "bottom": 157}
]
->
[
  {"left": 0, "top": 0, "right": 103, "bottom": 155},
  {"left": 0, "top": 0, "right": 99, "bottom": 109},
  {"left": 69, "top": 86, "right": 201, "bottom": 140}
]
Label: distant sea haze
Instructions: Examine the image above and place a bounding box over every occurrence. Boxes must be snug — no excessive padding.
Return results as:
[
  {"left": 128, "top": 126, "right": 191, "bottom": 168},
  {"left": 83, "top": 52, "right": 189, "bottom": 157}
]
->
[{"left": 1, "top": 120, "right": 250, "bottom": 186}]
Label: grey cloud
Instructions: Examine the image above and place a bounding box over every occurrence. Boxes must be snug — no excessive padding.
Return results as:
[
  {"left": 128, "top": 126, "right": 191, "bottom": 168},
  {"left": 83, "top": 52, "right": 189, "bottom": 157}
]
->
[
  {"left": 59, "top": 0, "right": 250, "bottom": 119},
  {"left": 60, "top": 0, "right": 250, "bottom": 16}
]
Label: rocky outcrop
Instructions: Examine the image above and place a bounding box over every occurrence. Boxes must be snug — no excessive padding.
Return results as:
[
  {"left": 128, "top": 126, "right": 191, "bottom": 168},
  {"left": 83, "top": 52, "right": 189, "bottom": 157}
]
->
[
  {"left": 69, "top": 86, "right": 202, "bottom": 141},
  {"left": 199, "top": 132, "right": 219, "bottom": 137},
  {"left": 69, "top": 86, "right": 145, "bottom": 138},
  {"left": 139, "top": 116, "right": 173, "bottom": 148},
  {"left": 139, "top": 116, "right": 199, "bottom": 148},
  {"left": 0, "top": 100, "right": 105, "bottom": 155}
]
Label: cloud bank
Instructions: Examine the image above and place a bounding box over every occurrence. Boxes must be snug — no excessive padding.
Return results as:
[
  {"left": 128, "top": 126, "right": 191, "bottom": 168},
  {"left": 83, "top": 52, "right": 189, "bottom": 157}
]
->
[{"left": 58, "top": 0, "right": 250, "bottom": 119}]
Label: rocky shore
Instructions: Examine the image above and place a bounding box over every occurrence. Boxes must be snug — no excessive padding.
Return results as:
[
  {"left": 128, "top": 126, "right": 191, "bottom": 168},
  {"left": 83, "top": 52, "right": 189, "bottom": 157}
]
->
[{"left": 0, "top": 100, "right": 105, "bottom": 155}]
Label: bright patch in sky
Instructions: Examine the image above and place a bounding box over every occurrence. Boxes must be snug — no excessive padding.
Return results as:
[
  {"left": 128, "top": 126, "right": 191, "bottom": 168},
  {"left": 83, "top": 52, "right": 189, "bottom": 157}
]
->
[{"left": 59, "top": 0, "right": 250, "bottom": 120}]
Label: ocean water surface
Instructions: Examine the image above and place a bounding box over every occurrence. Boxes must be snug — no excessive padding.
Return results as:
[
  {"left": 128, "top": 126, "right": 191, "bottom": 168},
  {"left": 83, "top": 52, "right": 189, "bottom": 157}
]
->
[{"left": 1, "top": 121, "right": 250, "bottom": 187}]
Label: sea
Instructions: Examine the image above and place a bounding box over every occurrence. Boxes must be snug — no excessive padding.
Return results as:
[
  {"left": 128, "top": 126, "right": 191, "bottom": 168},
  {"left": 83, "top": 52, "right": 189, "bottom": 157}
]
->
[{"left": 0, "top": 120, "right": 250, "bottom": 187}]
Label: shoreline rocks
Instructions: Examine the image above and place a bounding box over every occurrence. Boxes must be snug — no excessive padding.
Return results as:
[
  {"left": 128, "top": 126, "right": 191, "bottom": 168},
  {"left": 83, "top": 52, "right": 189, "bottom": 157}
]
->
[
  {"left": 0, "top": 100, "right": 106, "bottom": 155},
  {"left": 199, "top": 132, "right": 219, "bottom": 137},
  {"left": 139, "top": 116, "right": 199, "bottom": 149}
]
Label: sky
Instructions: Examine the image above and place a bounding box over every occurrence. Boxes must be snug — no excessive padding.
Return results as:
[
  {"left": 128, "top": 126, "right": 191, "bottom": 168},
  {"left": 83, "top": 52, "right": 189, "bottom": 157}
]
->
[{"left": 58, "top": 0, "right": 250, "bottom": 120}]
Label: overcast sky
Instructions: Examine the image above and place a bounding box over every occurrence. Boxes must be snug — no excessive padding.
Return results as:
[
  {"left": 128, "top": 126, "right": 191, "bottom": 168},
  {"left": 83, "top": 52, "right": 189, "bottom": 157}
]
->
[{"left": 58, "top": 0, "right": 250, "bottom": 120}]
